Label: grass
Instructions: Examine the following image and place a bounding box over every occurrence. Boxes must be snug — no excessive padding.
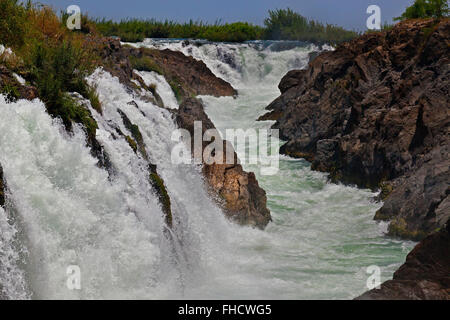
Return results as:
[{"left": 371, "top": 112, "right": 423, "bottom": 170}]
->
[
  {"left": 0, "top": 83, "right": 20, "bottom": 102},
  {"left": 129, "top": 55, "right": 163, "bottom": 74}
]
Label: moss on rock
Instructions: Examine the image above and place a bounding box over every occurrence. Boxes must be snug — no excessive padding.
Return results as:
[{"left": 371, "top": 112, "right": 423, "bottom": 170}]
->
[
  {"left": 117, "top": 108, "right": 148, "bottom": 160},
  {"left": 379, "top": 182, "right": 394, "bottom": 200},
  {"left": 148, "top": 164, "right": 173, "bottom": 228},
  {"left": 388, "top": 217, "right": 427, "bottom": 241}
]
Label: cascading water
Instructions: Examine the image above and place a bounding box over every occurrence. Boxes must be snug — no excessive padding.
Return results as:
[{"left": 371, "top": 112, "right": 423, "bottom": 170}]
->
[
  {"left": 0, "top": 39, "right": 414, "bottom": 300},
  {"left": 129, "top": 39, "right": 416, "bottom": 298}
]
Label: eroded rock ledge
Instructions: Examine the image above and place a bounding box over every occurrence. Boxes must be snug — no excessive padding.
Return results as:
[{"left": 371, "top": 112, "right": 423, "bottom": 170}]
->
[{"left": 262, "top": 19, "right": 449, "bottom": 240}]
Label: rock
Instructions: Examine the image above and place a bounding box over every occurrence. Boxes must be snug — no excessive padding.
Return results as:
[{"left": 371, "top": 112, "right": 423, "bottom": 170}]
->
[
  {"left": 356, "top": 222, "right": 450, "bottom": 300},
  {"left": 176, "top": 98, "right": 271, "bottom": 228},
  {"left": 0, "top": 163, "right": 5, "bottom": 208},
  {"left": 0, "top": 65, "right": 38, "bottom": 101},
  {"left": 263, "top": 19, "right": 450, "bottom": 240},
  {"left": 127, "top": 47, "right": 238, "bottom": 99}
]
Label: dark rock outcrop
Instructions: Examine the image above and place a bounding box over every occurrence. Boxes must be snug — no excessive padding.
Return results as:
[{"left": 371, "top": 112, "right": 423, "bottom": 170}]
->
[
  {"left": 0, "top": 163, "right": 5, "bottom": 208},
  {"left": 176, "top": 98, "right": 271, "bottom": 228},
  {"left": 357, "top": 222, "right": 450, "bottom": 300},
  {"left": 263, "top": 19, "right": 450, "bottom": 240}
]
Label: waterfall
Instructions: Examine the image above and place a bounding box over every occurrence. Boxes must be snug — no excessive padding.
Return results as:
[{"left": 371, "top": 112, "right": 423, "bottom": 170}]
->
[{"left": 0, "top": 40, "right": 413, "bottom": 300}]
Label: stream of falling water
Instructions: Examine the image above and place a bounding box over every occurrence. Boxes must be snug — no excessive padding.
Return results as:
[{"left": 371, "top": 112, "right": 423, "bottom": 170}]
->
[{"left": 0, "top": 39, "right": 414, "bottom": 300}]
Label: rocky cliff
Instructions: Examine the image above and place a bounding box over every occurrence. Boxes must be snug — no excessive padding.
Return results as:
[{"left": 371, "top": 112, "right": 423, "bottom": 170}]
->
[
  {"left": 262, "top": 18, "right": 449, "bottom": 300},
  {"left": 263, "top": 18, "right": 449, "bottom": 241}
]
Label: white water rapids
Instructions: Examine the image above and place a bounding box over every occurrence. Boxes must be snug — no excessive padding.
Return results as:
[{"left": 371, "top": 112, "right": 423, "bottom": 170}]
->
[{"left": 0, "top": 40, "right": 414, "bottom": 299}]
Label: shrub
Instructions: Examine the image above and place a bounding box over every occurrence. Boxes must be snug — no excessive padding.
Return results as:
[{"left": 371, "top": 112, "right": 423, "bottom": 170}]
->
[
  {"left": 0, "top": 0, "right": 27, "bottom": 48},
  {"left": 26, "top": 40, "right": 98, "bottom": 137},
  {"left": 264, "top": 8, "right": 359, "bottom": 44},
  {"left": 395, "top": 0, "right": 449, "bottom": 21},
  {"left": 0, "top": 0, "right": 102, "bottom": 139}
]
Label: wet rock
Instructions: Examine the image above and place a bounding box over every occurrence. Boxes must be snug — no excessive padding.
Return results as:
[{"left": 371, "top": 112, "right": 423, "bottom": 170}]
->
[
  {"left": 0, "top": 163, "right": 5, "bottom": 208},
  {"left": 175, "top": 98, "right": 271, "bottom": 228},
  {"left": 356, "top": 222, "right": 450, "bottom": 300},
  {"left": 263, "top": 19, "right": 450, "bottom": 240}
]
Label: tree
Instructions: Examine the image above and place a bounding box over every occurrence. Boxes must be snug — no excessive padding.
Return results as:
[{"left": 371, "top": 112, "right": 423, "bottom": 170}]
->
[{"left": 395, "top": 0, "right": 449, "bottom": 21}]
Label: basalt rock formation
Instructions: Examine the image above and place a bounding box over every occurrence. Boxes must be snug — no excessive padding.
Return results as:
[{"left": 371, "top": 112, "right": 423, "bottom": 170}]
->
[
  {"left": 262, "top": 19, "right": 450, "bottom": 241},
  {"left": 357, "top": 221, "right": 450, "bottom": 300},
  {"left": 98, "top": 38, "right": 270, "bottom": 228}
]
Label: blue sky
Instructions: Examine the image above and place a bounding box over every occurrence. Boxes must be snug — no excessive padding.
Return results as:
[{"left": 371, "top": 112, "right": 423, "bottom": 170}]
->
[{"left": 34, "top": 0, "right": 414, "bottom": 31}]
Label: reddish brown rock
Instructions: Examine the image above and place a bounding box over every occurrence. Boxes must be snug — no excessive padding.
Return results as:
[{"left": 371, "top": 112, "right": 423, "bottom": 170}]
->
[
  {"left": 263, "top": 19, "right": 450, "bottom": 240},
  {"left": 176, "top": 98, "right": 271, "bottom": 228}
]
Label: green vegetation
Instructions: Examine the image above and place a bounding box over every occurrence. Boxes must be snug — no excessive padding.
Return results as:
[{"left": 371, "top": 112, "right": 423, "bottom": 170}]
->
[
  {"left": 0, "top": 0, "right": 101, "bottom": 140},
  {"left": 395, "top": 0, "right": 449, "bottom": 21},
  {"left": 27, "top": 40, "right": 98, "bottom": 137},
  {"left": 149, "top": 169, "right": 172, "bottom": 227},
  {"left": 93, "top": 8, "right": 358, "bottom": 44},
  {"left": 0, "top": 0, "right": 27, "bottom": 48},
  {"left": 94, "top": 18, "right": 265, "bottom": 43},
  {"left": 125, "top": 135, "right": 138, "bottom": 153},
  {"left": 0, "top": 83, "right": 20, "bottom": 102},
  {"left": 129, "top": 55, "right": 163, "bottom": 74},
  {"left": 168, "top": 79, "right": 183, "bottom": 103},
  {"left": 388, "top": 217, "right": 427, "bottom": 240},
  {"left": 264, "top": 8, "right": 358, "bottom": 43}
]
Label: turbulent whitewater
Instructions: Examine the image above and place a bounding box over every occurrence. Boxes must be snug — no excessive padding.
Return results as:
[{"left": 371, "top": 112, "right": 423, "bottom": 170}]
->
[{"left": 0, "top": 40, "right": 414, "bottom": 299}]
